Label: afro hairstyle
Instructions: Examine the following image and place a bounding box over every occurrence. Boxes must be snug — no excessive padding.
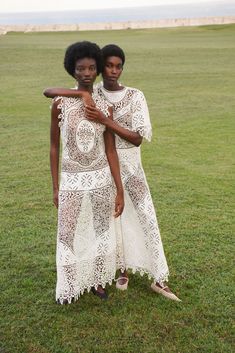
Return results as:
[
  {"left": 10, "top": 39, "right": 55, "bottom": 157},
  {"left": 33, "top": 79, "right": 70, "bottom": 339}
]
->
[
  {"left": 101, "top": 44, "right": 125, "bottom": 66},
  {"left": 64, "top": 41, "right": 102, "bottom": 77}
]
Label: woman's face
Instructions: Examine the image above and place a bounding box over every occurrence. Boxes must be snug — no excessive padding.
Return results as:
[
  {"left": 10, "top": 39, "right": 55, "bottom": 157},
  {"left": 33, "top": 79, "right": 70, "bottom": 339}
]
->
[
  {"left": 102, "top": 56, "right": 123, "bottom": 84},
  {"left": 74, "top": 58, "right": 97, "bottom": 88}
]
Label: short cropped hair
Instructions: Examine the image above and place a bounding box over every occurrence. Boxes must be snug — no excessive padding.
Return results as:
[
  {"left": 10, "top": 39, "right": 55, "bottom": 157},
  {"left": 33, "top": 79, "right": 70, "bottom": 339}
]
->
[
  {"left": 64, "top": 41, "right": 102, "bottom": 77},
  {"left": 101, "top": 44, "right": 125, "bottom": 66}
]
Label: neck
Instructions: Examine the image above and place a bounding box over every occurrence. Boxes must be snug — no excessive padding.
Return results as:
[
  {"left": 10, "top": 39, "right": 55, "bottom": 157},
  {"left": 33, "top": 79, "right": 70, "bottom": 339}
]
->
[
  {"left": 77, "top": 84, "right": 93, "bottom": 93},
  {"left": 103, "top": 80, "right": 123, "bottom": 91}
]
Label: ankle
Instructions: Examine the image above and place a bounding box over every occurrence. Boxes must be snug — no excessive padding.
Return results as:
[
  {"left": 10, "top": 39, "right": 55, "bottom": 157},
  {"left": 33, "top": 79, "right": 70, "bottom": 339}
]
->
[{"left": 120, "top": 270, "right": 128, "bottom": 278}]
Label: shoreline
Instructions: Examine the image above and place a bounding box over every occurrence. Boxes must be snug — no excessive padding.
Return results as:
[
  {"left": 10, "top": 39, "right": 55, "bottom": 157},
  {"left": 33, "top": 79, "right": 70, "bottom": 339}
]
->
[{"left": 0, "top": 16, "right": 235, "bottom": 34}]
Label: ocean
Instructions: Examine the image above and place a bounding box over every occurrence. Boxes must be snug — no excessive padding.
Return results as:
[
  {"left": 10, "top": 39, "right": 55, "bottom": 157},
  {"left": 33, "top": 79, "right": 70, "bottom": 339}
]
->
[{"left": 0, "top": 1, "right": 235, "bottom": 25}]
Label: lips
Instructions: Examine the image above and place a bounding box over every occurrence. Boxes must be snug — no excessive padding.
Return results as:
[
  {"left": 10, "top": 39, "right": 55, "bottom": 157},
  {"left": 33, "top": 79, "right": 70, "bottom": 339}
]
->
[{"left": 82, "top": 79, "right": 92, "bottom": 83}]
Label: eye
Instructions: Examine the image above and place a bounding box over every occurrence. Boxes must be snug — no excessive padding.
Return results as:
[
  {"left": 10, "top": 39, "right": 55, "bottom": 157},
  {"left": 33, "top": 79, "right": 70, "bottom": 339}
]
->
[
  {"left": 89, "top": 66, "right": 96, "bottom": 72},
  {"left": 76, "top": 66, "right": 84, "bottom": 72}
]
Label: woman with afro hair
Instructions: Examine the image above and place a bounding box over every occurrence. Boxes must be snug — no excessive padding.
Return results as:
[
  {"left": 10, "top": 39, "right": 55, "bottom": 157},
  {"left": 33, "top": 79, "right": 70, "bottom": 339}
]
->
[{"left": 48, "top": 41, "right": 124, "bottom": 304}]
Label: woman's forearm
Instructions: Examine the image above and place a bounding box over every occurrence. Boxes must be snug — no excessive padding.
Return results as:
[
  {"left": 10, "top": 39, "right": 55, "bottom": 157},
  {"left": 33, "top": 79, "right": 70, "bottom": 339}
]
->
[
  {"left": 105, "top": 118, "right": 143, "bottom": 147},
  {"left": 50, "top": 99, "right": 61, "bottom": 193},
  {"left": 50, "top": 146, "right": 59, "bottom": 191},
  {"left": 44, "top": 88, "right": 80, "bottom": 98},
  {"left": 106, "top": 149, "right": 123, "bottom": 194},
  {"left": 104, "top": 131, "right": 123, "bottom": 194},
  {"left": 44, "top": 88, "right": 95, "bottom": 107}
]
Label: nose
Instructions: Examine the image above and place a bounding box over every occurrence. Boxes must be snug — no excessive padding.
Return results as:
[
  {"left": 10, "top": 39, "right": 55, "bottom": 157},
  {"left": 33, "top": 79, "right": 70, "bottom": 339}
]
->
[
  {"left": 111, "top": 67, "right": 117, "bottom": 74},
  {"left": 84, "top": 68, "right": 91, "bottom": 77}
]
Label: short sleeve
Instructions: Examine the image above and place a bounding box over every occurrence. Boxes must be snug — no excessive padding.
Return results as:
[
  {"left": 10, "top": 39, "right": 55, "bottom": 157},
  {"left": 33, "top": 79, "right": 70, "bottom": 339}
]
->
[{"left": 131, "top": 90, "right": 152, "bottom": 141}]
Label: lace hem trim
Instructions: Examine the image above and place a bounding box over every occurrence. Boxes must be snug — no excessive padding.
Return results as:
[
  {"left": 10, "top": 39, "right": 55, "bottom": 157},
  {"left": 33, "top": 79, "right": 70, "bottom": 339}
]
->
[
  {"left": 117, "top": 264, "right": 169, "bottom": 287},
  {"left": 56, "top": 265, "right": 169, "bottom": 304},
  {"left": 56, "top": 275, "right": 116, "bottom": 305}
]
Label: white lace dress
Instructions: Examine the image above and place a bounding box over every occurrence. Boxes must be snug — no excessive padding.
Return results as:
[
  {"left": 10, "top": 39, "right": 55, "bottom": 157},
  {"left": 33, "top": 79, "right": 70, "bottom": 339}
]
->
[
  {"left": 55, "top": 92, "right": 119, "bottom": 303},
  {"left": 96, "top": 83, "right": 169, "bottom": 285}
]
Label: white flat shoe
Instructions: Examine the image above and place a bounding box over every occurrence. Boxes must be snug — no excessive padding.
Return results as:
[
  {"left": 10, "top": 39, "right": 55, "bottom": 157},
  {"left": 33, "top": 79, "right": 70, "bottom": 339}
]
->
[
  {"left": 116, "top": 277, "right": 129, "bottom": 290},
  {"left": 151, "top": 283, "right": 181, "bottom": 302}
]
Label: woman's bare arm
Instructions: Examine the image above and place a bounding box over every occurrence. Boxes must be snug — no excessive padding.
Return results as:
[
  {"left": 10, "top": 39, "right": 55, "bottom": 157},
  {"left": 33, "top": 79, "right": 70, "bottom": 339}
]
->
[
  {"left": 104, "top": 110, "right": 124, "bottom": 217},
  {"left": 50, "top": 99, "right": 61, "bottom": 208},
  {"left": 44, "top": 88, "right": 95, "bottom": 106}
]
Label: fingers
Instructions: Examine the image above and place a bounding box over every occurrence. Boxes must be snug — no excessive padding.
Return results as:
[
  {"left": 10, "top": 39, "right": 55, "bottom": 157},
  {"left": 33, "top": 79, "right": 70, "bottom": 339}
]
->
[
  {"left": 85, "top": 105, "right": 97, "bottom": 112},
  {"left": 53, "top": 200, "right": 58, "bottom": 208},
  {"left": 85, "top": 114, "right": 96, "bottom": 121},
  {"left": 114, "top": 209, "right": 121, "bottom": 218},
  {"left": 86, "top": 100, "right": 95, "bottom": 105},
  {"left": 114, "top": 201, "right": 124, "bottom": 218},
  {"left": 53, "top": 195, "right": 58, "bottom": 208},
  {"left": 85, "top": 106, "right": 97, "bottom": 119}
]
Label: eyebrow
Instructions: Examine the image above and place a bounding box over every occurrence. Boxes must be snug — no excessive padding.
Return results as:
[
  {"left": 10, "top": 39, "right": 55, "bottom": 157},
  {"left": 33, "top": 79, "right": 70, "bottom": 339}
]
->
[
  {"left": 76, "top": 64, "right": 96, "bottom": 68},
  {"left": 106, "top": 61, "right": 122, "bottom": 65}
]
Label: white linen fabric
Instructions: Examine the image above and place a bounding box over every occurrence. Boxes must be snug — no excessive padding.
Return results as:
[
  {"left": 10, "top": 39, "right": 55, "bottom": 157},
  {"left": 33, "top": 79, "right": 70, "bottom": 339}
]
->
[
  {"left": 95, "top": 83, "right": 169, "bottom": 285},
  {"left": 55, "top": 92, "right": 120, "bottom": 304}
]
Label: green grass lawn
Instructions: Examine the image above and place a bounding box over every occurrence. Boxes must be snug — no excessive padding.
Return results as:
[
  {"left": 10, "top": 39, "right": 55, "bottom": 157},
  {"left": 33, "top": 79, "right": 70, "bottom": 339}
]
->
[{"left": 0, "top": 24, "right": 234, "bottom": 353}]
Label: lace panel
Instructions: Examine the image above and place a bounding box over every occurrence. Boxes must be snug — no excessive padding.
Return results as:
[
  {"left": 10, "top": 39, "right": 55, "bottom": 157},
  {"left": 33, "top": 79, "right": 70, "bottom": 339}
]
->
[
  {"left": 56, "top": 186, "right": 117, "bottom": 303},
  {"left": 121, "top": 169, "right": 169, "bottom": 286},
  {"left": 130, "top": 90, "right": 152, "bottom": 141},
  {"left": 96, "top": 85, "right": 152, "bottom": 143}
]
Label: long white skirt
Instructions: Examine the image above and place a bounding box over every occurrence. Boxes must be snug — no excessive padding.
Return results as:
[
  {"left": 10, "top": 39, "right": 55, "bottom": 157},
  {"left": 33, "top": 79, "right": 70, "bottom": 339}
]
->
[
  {"left": 117, "top": 147, "right": 169, "bottom": 285},
  {"left": 56, "top": 184, "right": 119, "bottom": 304}
]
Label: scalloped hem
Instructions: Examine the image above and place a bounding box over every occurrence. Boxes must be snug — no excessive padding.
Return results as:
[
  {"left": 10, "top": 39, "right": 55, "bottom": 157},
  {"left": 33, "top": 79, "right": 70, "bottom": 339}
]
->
[
  {"left": 56, "top": 276, "right": 115, "bottom": 305},
  {"left": 117, "top": 264, "right": 169, "bottom": 287}
]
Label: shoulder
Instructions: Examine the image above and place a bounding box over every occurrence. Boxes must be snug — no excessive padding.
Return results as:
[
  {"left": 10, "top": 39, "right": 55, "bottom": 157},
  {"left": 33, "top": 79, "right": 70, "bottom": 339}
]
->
[
  {"left": 94, "top": 81, "right": 102, "bottom": 90},
  {"left": 126, "top": 86, "right": 142, "bottom": 93},
  {"left": 125, "top": 87, "right": 146, "bottom": 104},
  {"left": 125, "top": 86, "right": 144, "bottom": 96}
]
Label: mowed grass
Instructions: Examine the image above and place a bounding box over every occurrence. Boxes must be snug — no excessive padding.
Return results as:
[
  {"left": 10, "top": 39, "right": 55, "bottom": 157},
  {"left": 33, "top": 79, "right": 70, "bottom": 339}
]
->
[{"left": 0, "top": 24, "right": 234, "bottom": 353}]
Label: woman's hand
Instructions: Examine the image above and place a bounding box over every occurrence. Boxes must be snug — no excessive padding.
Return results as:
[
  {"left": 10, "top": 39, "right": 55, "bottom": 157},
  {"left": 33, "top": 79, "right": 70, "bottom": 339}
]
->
[
  {"left": 53, "top": 189, "right": 59, "bottom": 208},
  {"left": 114, "top": 192, "right": 124, "bottom": 218},
  {"left": 85, "top": 106, "right": 106, "bottom": 124}
]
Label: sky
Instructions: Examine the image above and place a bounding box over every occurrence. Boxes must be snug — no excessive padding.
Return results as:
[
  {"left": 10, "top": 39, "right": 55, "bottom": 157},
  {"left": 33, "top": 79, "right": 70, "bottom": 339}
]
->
[{"left": 0, "top": 0, "right": 227, "bottom": 13}]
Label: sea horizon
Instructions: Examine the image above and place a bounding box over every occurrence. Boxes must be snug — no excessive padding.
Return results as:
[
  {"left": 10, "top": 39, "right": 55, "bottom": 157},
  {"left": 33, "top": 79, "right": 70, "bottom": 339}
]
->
[{"left": 0, "top": 1, "right": 235, "bottom": 25}]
